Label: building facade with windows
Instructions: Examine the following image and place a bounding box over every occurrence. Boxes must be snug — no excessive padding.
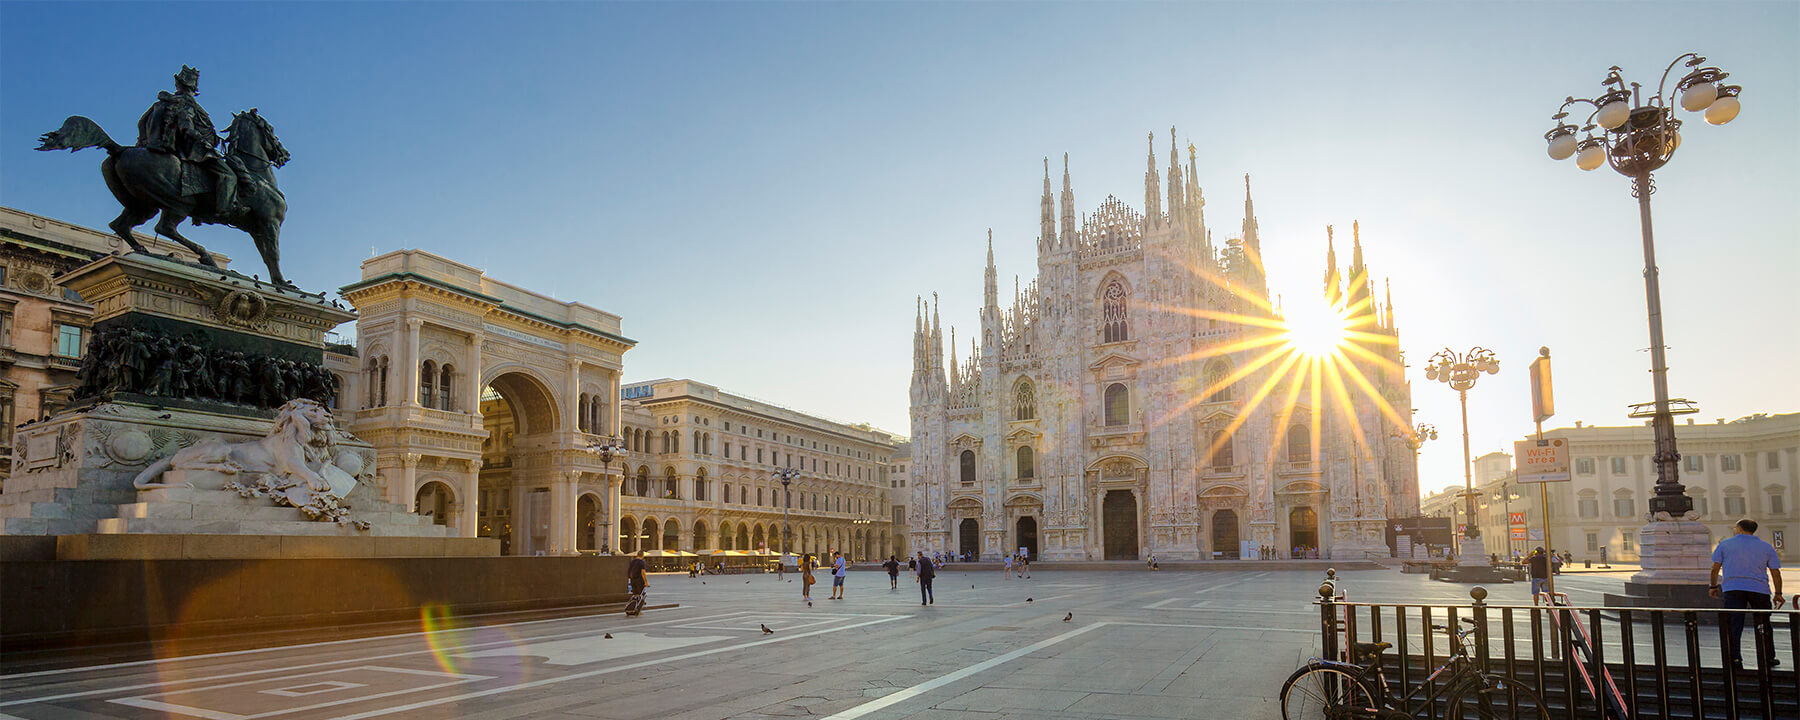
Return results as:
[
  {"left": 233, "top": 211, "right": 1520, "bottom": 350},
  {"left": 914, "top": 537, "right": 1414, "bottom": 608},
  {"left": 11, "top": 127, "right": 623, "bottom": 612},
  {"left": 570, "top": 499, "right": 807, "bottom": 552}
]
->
[
  {"left": 909, "top": 135, "right": 1419, "bottom": 561},
  {"left": 0, "top": 206, "right": 224, "bottom": 481},
  {"left": 1444, "top": 414, "right": 1800, "bottom": 564},
  {"left": 613, "top": 379, "right": 902, "bottom": 562}
]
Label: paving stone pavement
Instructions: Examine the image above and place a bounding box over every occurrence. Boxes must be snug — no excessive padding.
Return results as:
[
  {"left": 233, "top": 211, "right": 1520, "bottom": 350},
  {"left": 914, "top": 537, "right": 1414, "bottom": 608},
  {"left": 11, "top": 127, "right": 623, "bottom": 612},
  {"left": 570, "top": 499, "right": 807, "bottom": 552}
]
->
[{"left": 0, "top": 566, "right": 1641, "bottom": 719}]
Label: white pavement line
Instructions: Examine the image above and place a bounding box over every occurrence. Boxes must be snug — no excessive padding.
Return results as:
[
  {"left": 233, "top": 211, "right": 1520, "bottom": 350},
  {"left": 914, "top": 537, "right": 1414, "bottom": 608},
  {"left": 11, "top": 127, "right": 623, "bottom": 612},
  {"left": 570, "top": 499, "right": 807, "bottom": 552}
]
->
[
  {"left": 1192, "top": 571, "right": 1269, "bottom": 595},
  {"left": 0, "top": 609, "right": 744, "bottom": 708},
  {"left": 1143, "top": 598, "right": 1180, "bottom": 609},
  {"left": 819, "top": 622, "right": 1110, "bottom": 720},
  {"left": 319, "top": 615, "right": 906, "bottom": 720},
  {"left": 1, "top": 604, "right": 697, "bottom": 681},
  {"left": 109, "top": 665, "right": 492, "bottom": 720}
]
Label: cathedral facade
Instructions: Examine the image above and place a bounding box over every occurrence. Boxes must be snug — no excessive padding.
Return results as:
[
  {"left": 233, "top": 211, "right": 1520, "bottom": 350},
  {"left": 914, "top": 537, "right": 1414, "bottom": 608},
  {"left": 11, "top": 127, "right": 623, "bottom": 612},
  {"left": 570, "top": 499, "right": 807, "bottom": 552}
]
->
[{"left": 908, "top": 132, "right": 1421, "bottom": 562}]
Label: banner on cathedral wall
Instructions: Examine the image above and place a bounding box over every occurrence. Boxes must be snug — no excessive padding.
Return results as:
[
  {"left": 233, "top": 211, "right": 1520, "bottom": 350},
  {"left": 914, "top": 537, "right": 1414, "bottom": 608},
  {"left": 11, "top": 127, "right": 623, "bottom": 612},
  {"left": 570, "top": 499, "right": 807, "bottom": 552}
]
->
[{"left": 1514, "top": 438, "right": 1571, "bottom": 483}]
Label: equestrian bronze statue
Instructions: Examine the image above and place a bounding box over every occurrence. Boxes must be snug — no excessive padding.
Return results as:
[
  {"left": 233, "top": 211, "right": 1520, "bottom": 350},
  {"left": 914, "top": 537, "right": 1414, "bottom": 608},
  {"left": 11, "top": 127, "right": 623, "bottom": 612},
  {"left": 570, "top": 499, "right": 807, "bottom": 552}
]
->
[{"left": 36, "top": 66, "right": 296, "bottom": 287}]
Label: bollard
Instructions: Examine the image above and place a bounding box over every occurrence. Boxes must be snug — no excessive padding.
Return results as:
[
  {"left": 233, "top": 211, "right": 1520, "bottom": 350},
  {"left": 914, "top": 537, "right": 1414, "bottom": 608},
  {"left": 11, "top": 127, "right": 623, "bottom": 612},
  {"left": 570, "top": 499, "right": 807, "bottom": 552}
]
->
[{"left": 1470, "top": 586, "right": 1491, "bottom": 672}]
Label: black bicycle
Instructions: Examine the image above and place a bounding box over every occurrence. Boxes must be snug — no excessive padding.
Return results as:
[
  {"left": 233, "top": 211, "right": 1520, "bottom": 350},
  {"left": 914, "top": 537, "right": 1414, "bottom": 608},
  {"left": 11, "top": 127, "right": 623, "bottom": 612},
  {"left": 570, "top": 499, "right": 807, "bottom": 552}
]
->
[{"left": 1279, "top": 617, "right": 1551, "bottom": 720}]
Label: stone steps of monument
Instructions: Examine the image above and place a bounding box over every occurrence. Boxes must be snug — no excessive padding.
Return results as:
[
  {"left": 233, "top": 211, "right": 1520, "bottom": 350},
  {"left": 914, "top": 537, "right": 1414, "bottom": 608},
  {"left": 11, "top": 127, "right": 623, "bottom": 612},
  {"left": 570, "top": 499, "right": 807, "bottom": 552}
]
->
[
  {"left": 114, "top": 501, "right": 311, "bottom": 522},
  {"left": 0, "top": 517, "right": 101, "bottom": 535},
  {"left": 95, "top": 517, "right": 374, "bottom": 536},
  {"left": 367, "top": 522, "right": 458, "bottom": 537}
]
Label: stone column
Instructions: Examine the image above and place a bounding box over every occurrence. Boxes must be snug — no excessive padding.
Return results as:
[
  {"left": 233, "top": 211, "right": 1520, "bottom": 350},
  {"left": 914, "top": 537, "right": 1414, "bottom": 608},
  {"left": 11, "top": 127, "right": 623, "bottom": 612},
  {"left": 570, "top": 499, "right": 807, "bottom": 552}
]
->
[
  {"left": 466, "top": 332, "right": 484, "bottom": 415},
  {"left": 399, "top": 453, "right": 421, "bottom": 507},
  {"left": 566, "top": 358, "right": 582, "bottom": 434},
  {"left": 548, "top": 470, "right": 579, "bottom": 555},
  {"left": 402, "top": 318, "right": 423, "bottom": 407},
  {"left": 608, "top": 370, "right": 620, "bottom": 436},
  {"left": 606, "top": 473, "right": 623, "bottom": 553},
  {"left": 458, "top": 458, "right": 480, "bottom": 538}
]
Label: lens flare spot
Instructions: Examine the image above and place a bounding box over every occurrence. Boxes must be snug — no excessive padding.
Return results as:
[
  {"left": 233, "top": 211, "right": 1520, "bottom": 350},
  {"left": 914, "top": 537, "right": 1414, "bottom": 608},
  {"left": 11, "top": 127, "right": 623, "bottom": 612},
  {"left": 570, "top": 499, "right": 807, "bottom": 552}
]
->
[{"left": 421, "top": 603, "right": 464, "bottom": 674}]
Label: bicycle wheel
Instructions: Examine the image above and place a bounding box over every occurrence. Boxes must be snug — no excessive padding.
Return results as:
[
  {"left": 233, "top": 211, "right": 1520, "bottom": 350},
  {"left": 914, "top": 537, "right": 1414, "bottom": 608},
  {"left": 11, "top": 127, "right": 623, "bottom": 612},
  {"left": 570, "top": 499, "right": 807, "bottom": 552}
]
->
[
  {"left": 1445, "top": 674, "right": 1552, "bottom": 720},
  {"left": 1279, "top": 662, "right": 1378, "bottom": 720}
]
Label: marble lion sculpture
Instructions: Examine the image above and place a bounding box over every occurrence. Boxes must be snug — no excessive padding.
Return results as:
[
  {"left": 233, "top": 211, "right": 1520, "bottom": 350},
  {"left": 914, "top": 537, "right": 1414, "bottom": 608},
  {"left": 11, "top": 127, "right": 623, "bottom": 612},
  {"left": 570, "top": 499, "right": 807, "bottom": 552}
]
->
[{"left": 133, "top": 398, "right": 353, "bottom": 497}]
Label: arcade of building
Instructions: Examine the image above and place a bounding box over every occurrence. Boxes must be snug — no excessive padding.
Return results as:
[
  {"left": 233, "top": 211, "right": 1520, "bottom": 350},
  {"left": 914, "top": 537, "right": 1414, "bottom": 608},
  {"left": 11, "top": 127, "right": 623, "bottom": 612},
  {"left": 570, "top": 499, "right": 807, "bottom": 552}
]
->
[{"left": 328, "top": 250, "right": 899, "bottom": 558}]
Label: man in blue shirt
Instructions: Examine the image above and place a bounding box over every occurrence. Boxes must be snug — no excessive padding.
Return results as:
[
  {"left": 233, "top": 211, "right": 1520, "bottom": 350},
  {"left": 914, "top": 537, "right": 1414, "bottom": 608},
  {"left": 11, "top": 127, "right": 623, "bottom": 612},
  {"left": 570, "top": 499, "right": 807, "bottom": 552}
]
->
[{"left": 1709, "top": 518, "right": 1786, "bottom": 670}]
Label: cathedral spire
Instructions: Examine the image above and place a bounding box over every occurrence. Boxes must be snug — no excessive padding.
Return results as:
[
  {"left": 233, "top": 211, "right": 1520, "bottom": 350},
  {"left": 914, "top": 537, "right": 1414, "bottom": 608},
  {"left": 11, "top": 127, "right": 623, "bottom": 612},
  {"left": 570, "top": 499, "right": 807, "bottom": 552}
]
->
[
  {"left": 1040, "top": 157, "right": 1055, "bottom": 254},
  {"left": 1323, "top": 225, "right": 1342, "bottom": 303},
  {"left": 1384, "top": 277, "right": 1396, "bottom": 330},
  {"left": 1167, "top": 127, "right": 1184, "bottom": 227},
  {"left": 1059, "top": 153, "right": 1076, "bottom": 249},
  {"left": 1348, "top": 220, "right": 1371, "bottom": 309},
  {"left": 1241, "top": 174, "right": 1260, "bottom": 256},
  {"left": 984, "top": 230, "right": 998, "bottom": 311},
  {"left": 948, "top": 325, "right": 959, "bottom": 388},
  {"left": 1144, "top": 131, "right": 1162, "bottom": 230}
]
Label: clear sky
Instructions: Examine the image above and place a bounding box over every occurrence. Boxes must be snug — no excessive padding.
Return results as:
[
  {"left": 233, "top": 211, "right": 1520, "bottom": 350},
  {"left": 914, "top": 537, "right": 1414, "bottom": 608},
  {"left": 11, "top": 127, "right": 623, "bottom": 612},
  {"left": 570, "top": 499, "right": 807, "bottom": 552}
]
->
[{"left": 3, "top": 2, "right": 1795, "bottom": 499}]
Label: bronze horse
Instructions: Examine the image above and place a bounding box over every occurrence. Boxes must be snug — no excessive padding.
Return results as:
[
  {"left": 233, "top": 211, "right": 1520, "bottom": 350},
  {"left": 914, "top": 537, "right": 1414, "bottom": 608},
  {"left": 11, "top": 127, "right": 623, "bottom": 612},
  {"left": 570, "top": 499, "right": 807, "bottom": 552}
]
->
[{"left": 37, "top": 110, "right": 293, "bottom": 286}]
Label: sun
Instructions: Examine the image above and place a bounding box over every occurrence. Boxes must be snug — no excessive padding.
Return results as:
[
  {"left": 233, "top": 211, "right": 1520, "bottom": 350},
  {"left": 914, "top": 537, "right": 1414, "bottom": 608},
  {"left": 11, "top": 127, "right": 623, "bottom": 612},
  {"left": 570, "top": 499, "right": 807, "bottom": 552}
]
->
[{"left": 1282, "top": 299, "right": 1352, "bottom": 358}]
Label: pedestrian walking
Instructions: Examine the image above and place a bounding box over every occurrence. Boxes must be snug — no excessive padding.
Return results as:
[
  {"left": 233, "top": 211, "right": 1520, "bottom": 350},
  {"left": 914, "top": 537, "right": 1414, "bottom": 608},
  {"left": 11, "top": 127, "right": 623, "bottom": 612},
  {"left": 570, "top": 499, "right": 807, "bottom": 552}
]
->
[
  {"left": 800, "top": 553, "right": 816, "bottom": 604},
  {"left": 883, "top": 555, "right": 900, "bottom": 589},
  {"left": 1020, "top": 554, "right": 1031, "bottom": 579},
  {"left": 1003, "top": 553, "right": 1013, "bottom": 579},
  {"left": 1710, "top": 518, "right": 1786, "bottom": 671},
  {"left": 1527, "top": 547, "right": 1551, "bottom": 601},
  {"left": 626, "top": 550, "right": 648, "bottom": 616},
  {"left": 915, "top": 551, "right": 936, "bottom": 605},
  {"left": 830, "top": 550, "right": 848, "bottom": 600}
]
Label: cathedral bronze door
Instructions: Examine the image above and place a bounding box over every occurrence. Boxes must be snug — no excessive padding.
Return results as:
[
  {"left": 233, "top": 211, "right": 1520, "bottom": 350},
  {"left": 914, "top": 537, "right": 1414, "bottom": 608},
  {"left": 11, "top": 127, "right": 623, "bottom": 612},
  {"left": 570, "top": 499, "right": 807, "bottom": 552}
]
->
[
  {"left": 1213, "top": 509, "right": 1239, "bottom": 559},
  {"left": 1016, "top": 516, "right": 1038, "bottom": 559},
  {"left": 1103, "top": 490, "right": 1138, "bottom": 560},
  {"left": 959, "top": 518, "right": 979, "bottom": 559},
  {"left": 1290, "top": 506, "right": 1318, "bottom": 558}
]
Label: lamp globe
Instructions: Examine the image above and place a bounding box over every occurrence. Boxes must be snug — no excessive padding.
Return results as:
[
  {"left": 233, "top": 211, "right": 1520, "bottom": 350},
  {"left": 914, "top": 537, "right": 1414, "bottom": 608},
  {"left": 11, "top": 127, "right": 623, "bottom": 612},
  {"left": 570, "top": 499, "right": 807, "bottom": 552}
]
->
[
  {"left": 1705, "top": 95, "right": 1740, "bottom": 125},
  {"left": 1680, "top": 82, "right": 1718, "bottom": 112}
]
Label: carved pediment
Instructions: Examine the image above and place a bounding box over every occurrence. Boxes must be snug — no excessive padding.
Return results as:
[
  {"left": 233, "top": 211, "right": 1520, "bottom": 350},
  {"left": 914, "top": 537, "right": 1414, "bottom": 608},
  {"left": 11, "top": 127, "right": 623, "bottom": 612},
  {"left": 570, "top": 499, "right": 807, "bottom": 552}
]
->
[
  {"left": 949, "top": 433, "right": 983, "bottom": 449},
  {"left": 1278, "top": 479, "right": 1326, "bottom": 495},
  {"left": 1087, "top": 353, "right": 1141, "bottom": 373},
  {"left": 1004, "top": 426, "right": 1042, "bottom": 443},
  {"left": 1198, "top": 484, "right": 1248, "bottom": 499},
  {"left": 1084, "top": 453, "right": 1147, "bottom": 474},
  {"left": 947, "top": 495, "right": 984, "bottom": 511},
  {"left": 1004, "top": 492, "right": 1043, "bottom": 508}
]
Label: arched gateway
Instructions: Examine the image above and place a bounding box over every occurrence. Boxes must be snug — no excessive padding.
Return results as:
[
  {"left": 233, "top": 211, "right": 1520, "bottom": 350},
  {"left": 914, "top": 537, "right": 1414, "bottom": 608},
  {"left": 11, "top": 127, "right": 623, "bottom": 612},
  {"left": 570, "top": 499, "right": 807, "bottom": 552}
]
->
[{"left": 335, "top": 250, "right": 633, "bottom": 555}]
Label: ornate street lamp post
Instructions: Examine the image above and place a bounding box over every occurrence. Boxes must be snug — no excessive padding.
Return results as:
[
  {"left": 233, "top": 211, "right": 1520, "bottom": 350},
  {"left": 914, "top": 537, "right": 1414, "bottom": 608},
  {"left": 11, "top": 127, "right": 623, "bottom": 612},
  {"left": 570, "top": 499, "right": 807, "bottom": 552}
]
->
[
  {"left": 775, "top": 466, "right": 800, "bottom": 557},
  {"left": 1426, "top": 347, "right": 1500, "bottom": 577},
  {"left": 1544, "top": 55, "right": 1739, "bottom": 520},
  {"left": 1494, "top": 480, "right": 1521, "bottom": 557},
  {"left": 589, "top": 436, "right": 624, "bottom": 554},
  {"left": 1393, "top": 423, "right": 1438, "bottom": 453},
  {"left": 1545, "top": 55, "right": 1739, "bottom": 601}
]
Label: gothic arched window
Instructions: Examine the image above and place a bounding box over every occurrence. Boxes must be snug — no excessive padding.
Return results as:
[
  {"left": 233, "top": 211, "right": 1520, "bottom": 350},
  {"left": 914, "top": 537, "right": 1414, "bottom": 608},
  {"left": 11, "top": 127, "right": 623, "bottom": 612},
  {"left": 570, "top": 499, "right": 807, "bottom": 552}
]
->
[
  {"left": 1205, "top": 359, "right": 1233, "bottom": 402},
  {"left": 439, "top": 364, "right": 454, "bottom": 411},
  {"left": 1104, "top": 383, "right": 1129, "bottom": 426},
  {"left": 1102, "top": 280, "right": 1129, "bottom": 343},
  {"left": 1287, "top": 425, "right": 1311, "bottom": 463},
  {"left": 1017, "top": 445, "right": 1035, "bottom": 480},
  {"left": 1211, "top": 430, "right": 1235, "bottom": 469},
  {"left": 1014, "top": 378, "right": 1036, "bottom": 421},
  {"left": 959, "top": 450, "right": 976, "bottom": 484},
  {"left": 578, "top": 394, "right": 591, "bottom": 432},
  {"left": 636, "top": 466, "right": 650, "bottom": 497}
]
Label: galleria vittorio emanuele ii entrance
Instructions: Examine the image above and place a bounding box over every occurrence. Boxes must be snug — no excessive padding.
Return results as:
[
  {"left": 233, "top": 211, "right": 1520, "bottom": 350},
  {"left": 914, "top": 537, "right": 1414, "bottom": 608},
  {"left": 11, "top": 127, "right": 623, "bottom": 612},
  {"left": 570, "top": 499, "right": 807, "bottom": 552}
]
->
[{"left": 331, "top": 250, "right": 631, "bottom": 556}]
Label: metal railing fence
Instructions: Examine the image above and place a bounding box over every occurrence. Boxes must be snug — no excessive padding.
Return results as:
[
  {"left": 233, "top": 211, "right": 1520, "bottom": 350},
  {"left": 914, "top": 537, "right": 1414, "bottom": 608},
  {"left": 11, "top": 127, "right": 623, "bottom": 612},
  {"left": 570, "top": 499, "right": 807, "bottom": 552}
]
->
[{"left": 1316, "top": 582, "right": 1797, "bottom": 719}]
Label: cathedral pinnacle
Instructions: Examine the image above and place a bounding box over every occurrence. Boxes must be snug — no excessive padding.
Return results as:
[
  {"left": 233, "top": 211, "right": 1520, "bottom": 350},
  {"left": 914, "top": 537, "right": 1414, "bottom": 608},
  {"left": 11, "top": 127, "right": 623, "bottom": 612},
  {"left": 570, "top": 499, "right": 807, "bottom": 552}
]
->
[
  {"left": 1324, "top": 225, "right": 1341, "bottom": 301},
  {"left": 1060, "top": 152, "right": 1076, "bottom": 249},
  {"left": 1144, "top": 131, "right": 1162, "bottom": 230}
]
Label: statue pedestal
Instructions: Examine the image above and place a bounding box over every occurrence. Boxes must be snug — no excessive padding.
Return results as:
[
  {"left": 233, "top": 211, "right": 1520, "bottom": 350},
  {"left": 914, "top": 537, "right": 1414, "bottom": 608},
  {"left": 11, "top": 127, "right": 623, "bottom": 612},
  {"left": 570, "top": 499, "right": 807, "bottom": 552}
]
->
[
  {"left": 59, "top": 252, "right": 353, "bottom": 414},
  {"left": 0, "top": 254, "right": 453, "bottom": 543},
  {"left": 0, "top": 402, "right": 455, "bottom": 539},
  {"left": 1605, "top": 518, "right": 1716, "bottom": 607}
]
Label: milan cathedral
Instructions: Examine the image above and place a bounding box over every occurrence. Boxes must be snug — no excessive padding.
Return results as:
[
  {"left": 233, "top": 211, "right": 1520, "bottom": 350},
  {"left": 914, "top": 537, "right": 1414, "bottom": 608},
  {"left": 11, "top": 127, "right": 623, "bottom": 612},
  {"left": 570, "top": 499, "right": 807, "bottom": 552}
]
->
[{"left": 908, "top": 131, "right": 1420, "bottom": 561}]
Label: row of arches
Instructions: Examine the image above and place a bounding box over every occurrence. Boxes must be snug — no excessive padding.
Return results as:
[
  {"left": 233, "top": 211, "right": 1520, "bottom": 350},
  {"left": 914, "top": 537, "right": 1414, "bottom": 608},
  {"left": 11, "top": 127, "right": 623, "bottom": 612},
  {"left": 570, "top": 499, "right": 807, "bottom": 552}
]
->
[
  {"left": 610, "top": 516, "right": 890, "bottom": 558},
  {"left": 363, "top": 357, "right": 462, "bottom": 410},
  {"left": 576, "top": 392, "right": 606, "bottom": 433}
]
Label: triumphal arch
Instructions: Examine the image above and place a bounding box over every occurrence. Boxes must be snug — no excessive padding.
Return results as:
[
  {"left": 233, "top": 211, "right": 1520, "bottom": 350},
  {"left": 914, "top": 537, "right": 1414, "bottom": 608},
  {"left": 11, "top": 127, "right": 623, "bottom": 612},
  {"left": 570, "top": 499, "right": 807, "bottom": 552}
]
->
[{"left": 336, "top": 250, "right": 631, "bottom": 555}]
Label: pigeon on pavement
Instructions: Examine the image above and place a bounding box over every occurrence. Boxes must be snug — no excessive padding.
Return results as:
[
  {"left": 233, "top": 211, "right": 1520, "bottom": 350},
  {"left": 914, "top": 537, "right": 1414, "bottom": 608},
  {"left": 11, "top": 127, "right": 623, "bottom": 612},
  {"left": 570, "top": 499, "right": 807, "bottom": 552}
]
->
[
  {"left": 1063, "top": 613, "right": 1072, "bottom": 622},
  {"left": 604, "top": 633, "right": 613, "bottom": 639},
  {"left": 761, "top": 624, "right": 774, "bottom": 635},
  {"left": 1026, "top": 598, "right": 1033, "bottom": 602}
]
